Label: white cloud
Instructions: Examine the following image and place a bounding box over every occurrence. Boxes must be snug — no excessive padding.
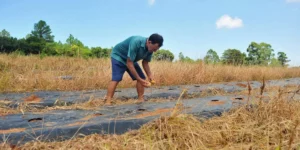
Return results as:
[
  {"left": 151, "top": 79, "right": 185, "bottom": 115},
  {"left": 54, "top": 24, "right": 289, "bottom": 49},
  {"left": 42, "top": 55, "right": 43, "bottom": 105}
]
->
[
  {"left": 286, "top": 0, "right": 300, "bottom": 3},
  {"left": 216, "top": 14, "right": 243, "bottom": 29},
  {"left": 148, "top": 0, "right": 155, "bottom": 5}
]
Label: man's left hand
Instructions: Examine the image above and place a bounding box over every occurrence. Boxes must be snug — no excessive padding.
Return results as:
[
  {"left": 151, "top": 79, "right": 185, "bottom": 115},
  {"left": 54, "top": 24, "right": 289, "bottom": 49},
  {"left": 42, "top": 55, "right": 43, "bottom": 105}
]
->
[
  {"left": 148, "top": 75, "right": 156, "bottom": 84},
  {"left": 148, "top": 74, "right": 153, "bottom": 81}
]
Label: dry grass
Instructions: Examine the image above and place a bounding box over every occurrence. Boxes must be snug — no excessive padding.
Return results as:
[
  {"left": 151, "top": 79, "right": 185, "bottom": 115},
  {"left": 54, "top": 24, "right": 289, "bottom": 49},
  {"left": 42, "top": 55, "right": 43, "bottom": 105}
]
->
[
  {"left": 0, "top": 54, "right": 300, "bottom": 92},
  {"left": 1, "top": 54, "right": 300, "bottom": 149},
  {"left": 0, "top": 107, "right": 20, "bottom": 116},
  {"left": 1, "top": 86, "right": 299, "bottom": 150}
]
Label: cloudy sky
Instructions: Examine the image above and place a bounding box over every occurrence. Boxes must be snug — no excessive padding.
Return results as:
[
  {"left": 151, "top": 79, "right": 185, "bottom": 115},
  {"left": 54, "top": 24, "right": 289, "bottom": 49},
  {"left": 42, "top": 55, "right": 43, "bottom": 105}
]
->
[{"left": 1, "top": 0, "right": 299, "bottom": 66}]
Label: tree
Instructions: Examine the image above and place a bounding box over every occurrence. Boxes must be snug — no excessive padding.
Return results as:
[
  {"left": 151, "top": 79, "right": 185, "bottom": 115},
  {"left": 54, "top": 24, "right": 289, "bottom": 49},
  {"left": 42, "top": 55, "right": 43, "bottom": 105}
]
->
[
  {"left": 31, "top": 20, "right": 54, "bottom": 42},
  {"left": 277, "top": 52, "right": 290, "bottom": 67},
  {"left": 0, "top": 29, "right": 11, "bottom": 37},
  {"left": 178, "top": 52, "right": 185, "bottom": 61},
  {"left": 221, "top": 49, "right": 246, "bottom": 65},
  {"left": 25, "top": 34, "right": 32, "bottom": 39},
  {"left": 152, "top": 49, "right": 174, "bottom": 61},
  {"left": 66, "top": 34, "right": 84, "bottom": 47},
  {"left": 246, "top": 42, "right": 274, "bottom": 65},
  {"left": 19, "top": 36, "right": 46, "bottom": 54},
  {"left": 42, "top": 42, "right": 58, "bottom": 56},
  {"left": 269, "top": 57, "right": 281, "bottom": 67},
  {"left": 0, "top": 37, "right": 19, "bottom": 53},
  {"left": 178, "top": 52, "right": 194, "bottom": 62},
  {"left": 203, "top": 49, "right": 220, "bottom": 64},
  {"left": 90, "top": 47, "right": 111, "bottom": 58},
  {"left": 66, "top": 34, "right": 75, "bottom": 45}
]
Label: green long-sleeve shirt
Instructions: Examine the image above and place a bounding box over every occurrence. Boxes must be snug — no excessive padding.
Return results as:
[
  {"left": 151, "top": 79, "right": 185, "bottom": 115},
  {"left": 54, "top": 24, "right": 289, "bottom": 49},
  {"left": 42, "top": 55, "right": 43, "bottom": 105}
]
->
[{"left": 111, "top": 36, "right": 153, "bottom": 65}]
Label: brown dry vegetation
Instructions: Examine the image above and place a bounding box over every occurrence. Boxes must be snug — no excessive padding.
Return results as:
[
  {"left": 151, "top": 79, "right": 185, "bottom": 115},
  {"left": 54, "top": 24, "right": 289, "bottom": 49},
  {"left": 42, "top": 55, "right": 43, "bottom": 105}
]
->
[
  {"left": 1, "top": 54, "right": 300, "bottom": 149},
  {"left": 1, "top": 86, "right": 299, "bottom": 150},
  {"left": 0, "top": 54, "right": 300, "bottom": 92}
]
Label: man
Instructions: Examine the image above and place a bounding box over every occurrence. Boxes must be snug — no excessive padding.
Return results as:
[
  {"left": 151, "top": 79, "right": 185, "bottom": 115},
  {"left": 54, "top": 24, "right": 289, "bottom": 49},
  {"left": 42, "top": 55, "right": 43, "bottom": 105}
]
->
[{"left": 105, "top": 33, "right": 164, "bottom": 105}]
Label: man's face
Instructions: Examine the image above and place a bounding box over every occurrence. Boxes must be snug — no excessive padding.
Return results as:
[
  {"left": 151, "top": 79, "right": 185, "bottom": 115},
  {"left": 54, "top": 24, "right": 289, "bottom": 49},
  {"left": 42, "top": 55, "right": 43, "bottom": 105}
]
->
[{"left": 147, "top": 41, "right": 160, "bottom": 53}]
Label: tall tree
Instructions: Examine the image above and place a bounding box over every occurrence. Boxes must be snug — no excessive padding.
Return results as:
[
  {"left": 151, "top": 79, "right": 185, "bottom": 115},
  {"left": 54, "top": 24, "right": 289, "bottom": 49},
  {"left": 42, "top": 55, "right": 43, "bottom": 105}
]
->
[
  {"left": 178, "top": 52, "right": 185, "bottom": 61},
  {"left": 31, "top": 20, "right": 54, "bottom": 42},
  {"left": 153, "top": 49, "right": 174, "bottom": 61},
  {"left": 203, "top": 49, "right": 220, "bottom": 64},
  {"left": 66, "top": 34, "right": 75, "bottom": 45},
  {"left": 277, "top": 52, "right": 290, "bottom": 66},
  {"left": 221, "top": 49, "right": 246, "bottom": 65},
  {"left": 246, "top": 42, "right": 274, "bottom": 65},
  {"left": 0, "top": 29, "right": 11, "bottom": 37}
]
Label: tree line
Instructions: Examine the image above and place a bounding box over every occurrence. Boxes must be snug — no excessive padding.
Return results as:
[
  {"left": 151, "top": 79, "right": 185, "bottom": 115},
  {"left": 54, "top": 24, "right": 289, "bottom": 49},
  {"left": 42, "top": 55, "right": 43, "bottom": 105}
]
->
[
  {"left": 0, "top": 20, "right": 112, "bottom": 58},
  {"left": 0, "top": 20, "right": 290, "bottom": 67},
  {"left": 203, "top": 44, "right": 289, "bottom": 66}
]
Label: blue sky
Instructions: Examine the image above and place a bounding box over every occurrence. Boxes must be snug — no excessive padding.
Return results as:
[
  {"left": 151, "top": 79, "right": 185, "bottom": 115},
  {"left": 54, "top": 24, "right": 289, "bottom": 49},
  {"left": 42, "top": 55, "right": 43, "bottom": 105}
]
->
[{"left": 1, "top": 0, "right": 300, "bottom": 66}]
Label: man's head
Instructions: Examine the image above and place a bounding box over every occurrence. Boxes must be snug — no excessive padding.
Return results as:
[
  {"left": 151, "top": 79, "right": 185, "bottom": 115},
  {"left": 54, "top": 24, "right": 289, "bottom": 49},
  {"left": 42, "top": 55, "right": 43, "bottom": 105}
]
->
[{"left": 146, "top": 33, "right": 163, "bottom": 53}]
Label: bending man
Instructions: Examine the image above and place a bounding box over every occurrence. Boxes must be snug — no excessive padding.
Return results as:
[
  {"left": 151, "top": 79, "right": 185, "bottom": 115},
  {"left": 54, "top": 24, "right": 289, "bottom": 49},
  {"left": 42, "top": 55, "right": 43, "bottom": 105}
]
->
[{"left": 105, "top": 33, "right": 164, "bottom": 105}]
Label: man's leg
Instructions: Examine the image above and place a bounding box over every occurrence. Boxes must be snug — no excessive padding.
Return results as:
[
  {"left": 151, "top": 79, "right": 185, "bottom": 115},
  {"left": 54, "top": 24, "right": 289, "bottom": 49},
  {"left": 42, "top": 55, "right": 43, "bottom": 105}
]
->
[
  {"left": 105, "top": 81, "right": 119, "bottom": 105},
  {"left": 136, "top": 80, "right": 145, "bottom": 102},
  {"left": 105, "top": 58, "right": 126, "bottom": 105},
  {"left": 126, "top": 63, "right": 147, "bottom": 102}
]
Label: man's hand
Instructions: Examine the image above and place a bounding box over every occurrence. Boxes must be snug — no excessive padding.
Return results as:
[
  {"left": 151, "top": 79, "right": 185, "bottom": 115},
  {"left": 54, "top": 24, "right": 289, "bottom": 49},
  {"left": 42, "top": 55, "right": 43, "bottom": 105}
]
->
[
  {"left": 148, "top": 74, "right": 156, "bottom": 84},
  {"left": 138, "top": 78, "right": 151, "bottom": 87},
  {"left": 148, "top": 74, "right": 153, "bottom": 81},
  {"left": 142, "top": 60, "right": 154, "bottom": 82},
  {"left": 127, "top": 58, "right": 151, "bottom": 87}
]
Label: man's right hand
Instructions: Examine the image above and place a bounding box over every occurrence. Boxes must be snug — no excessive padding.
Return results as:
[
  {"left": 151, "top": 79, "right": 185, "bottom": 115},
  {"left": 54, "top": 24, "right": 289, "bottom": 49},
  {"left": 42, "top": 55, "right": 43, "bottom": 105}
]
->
[{"left": 138, "top": 78, "right": 151, "bottom": 87}]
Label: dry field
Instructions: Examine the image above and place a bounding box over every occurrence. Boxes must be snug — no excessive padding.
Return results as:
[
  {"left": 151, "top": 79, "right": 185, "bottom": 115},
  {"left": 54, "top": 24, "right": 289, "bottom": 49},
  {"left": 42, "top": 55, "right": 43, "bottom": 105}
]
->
[
  {"left": 0, "top": 54, "right": 300, "bottom": 92},
  {"left": 1, "top": 85, "right": 300, "bottom": 150},
  {"left": 1, "top": 54, "right": 300, "bottom": 150}
]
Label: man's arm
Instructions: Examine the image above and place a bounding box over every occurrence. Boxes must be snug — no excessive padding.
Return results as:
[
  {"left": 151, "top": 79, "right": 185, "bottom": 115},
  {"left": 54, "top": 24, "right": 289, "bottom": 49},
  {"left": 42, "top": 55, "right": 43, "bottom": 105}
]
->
[
  {"left": 126, "top": 38, "right": 149, "bottom": 86},
  {"left": 142, "top": 60, "right": 153, "bottom": 81},
  {"left": 127, "top": 58, "right": 149, "bottom": 87},
  {"left": 127, "top": 57, "right": 142, "bottom": 81}
]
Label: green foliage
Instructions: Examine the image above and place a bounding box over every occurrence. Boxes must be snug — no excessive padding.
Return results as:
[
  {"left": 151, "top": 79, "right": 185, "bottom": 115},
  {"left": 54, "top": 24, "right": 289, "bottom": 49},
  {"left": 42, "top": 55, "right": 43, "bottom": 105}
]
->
[
  {"left": 0, "top": 29, "right": 11, "bottom": 37},
  {"left": 204, "top": 49, "right": 220, "bottom": 64},
  {"left": 10, "top": 50, "right": 25, "bottom": 57},
  {"left": 178, "top": 52, "right": 195, "bottom": 63},
  {"left": 221, "top": 49, "right": 246, "bottom": 65},
  {"left": 66, "top": 34, "right": 84, "bottom": 47},
  {"left": 0, "top": 36, "right": 19, "bottom": 53},
  {"left": 42, "top": 42, "right": 58, "bottom": 56},
  {"left": 31, "top": 20, "right": 54, "bottom": 42},
  {"left": 153, "top": 49, "right": 174, "bottom": 62},
  {"left": 90, "top": 47, "right": 111, "bottom": 58},
  {"left": 269, "top": 57, "right": 281, "bottom": 67},
  {"left": 21, "top": 36, "right": 46, "bottom": 54},
  {"left": 195, "top": 58, "right": 203, "bottom": 63},
  {"left": 0, "top": 21, "right": 292, "bottom": 67},
  {"left": 246, "top": 42, "right": 275, "bottom": 65},
  {"left": 277, "top": 52, "right": 290, "bottom": 67}
]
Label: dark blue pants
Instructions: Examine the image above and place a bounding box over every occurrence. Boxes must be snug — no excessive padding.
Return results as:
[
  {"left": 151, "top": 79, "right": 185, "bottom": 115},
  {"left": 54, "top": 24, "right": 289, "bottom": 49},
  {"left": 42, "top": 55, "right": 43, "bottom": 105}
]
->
[{"left": 111, "top": 57, "right": 146, "bottom": 81}]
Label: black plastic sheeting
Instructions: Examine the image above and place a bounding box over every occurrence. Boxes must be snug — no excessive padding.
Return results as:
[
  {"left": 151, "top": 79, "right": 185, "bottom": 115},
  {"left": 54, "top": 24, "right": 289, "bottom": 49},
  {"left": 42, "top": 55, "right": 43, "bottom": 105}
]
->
[
  {"left": 0, "top": 78, "right": 299, "bottom": 145},
  {"left": 0, "top": 95, "right": 242, "bottom": 145},
  {"left": 1, "top": 78, "right": 299, "bottom": 108}
]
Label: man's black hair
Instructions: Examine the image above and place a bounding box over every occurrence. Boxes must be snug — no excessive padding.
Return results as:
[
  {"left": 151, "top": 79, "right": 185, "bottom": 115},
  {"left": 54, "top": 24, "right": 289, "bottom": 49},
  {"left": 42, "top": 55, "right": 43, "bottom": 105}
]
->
[{"left": 149, "top": 33, "right": 163, "bottom": 47}]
